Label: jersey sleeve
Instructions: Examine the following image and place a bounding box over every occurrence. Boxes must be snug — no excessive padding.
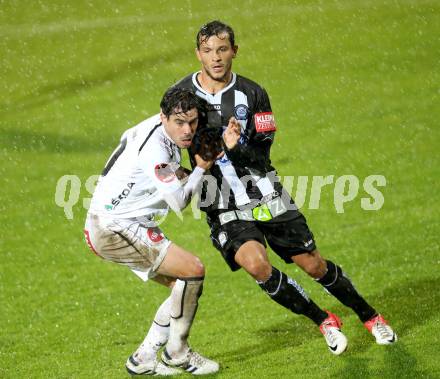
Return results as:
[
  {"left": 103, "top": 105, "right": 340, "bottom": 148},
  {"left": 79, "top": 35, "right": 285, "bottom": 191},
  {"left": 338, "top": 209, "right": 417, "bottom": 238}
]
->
[
  {"left": 140, "top": 142, "right": 204, "bottom": 212},
  {"left": 225, "top": 87, "right": 275, "bottom": 171}
]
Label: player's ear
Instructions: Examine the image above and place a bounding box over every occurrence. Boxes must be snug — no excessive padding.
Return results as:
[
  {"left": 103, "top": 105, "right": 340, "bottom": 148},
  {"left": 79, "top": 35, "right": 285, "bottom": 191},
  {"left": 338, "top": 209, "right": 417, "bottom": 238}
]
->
[
  {"left": 232, "top": 45, "right": 238, "bottom": 58},
  {"left": 160, "top": 112, "right": 167, "bottom": 125},
  {"left": 195, "top": 47, "right": 202, "bottom": 62}
]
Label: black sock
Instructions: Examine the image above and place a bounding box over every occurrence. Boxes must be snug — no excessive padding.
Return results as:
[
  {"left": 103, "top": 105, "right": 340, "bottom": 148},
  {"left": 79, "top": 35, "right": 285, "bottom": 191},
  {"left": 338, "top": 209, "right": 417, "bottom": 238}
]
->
[
  {"left": 317, "top": 260, "right": 376, "bottom": 322},
  {"left": 259, "top": 266, "right": 328, "bottom": 325}
]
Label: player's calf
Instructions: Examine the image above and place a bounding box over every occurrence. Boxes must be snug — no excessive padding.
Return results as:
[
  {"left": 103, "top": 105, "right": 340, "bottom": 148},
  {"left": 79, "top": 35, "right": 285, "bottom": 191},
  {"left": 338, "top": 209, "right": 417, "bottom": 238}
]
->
[
  {"left": 259, "top": 267, "right": 348, "bottom": 355},
  {"left": 258, "top": 267, "right": 329, "bottom": 325},
  {"left": 166, "top": 277, "right": 204, "bottom": 357},
  {"left": 317, "top": 260, "right": 377, "bottom": 322}
]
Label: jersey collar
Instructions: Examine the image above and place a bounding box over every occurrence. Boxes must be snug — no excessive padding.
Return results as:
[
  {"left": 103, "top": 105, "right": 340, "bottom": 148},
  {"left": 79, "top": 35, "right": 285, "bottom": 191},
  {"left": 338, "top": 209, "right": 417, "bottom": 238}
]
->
[
  {"left": 160, "top": 123, "right": 176, "bottom": 146},
  {"left": 192, "top": 71, "right": 236, "bottom": 98}
]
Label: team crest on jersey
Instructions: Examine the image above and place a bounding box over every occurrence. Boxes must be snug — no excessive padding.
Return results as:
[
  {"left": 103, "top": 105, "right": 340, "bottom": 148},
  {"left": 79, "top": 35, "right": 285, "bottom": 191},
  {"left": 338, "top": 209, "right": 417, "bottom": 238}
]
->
[
  {"left": 155, "top": 163, "right": 177, "bottom": 183},
  {"left": 234, "top": 104, "right": 249, "bottom": 120},
  {"left": 254, "top": 112, "right": 276, "bottom": 133},
  {"left": 147, "top": 227, "right": 165, "bottom": 243}
]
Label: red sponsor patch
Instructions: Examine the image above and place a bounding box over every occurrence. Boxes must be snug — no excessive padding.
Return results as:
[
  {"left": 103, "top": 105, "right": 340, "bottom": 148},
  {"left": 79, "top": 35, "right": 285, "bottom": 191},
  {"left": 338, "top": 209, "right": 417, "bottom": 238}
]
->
[
  {"left": 254, "top": 112, "right": 276, "bottom": 133},
  {"left": 155, "top": 163, "right": 177, "bottom": 183},
  {"left": 147, "top": 227, "right": 165, "bottom": 243}
]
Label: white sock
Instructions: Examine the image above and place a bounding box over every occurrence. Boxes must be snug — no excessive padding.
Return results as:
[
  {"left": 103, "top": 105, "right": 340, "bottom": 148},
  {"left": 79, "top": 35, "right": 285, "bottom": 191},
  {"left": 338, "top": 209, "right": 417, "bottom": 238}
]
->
[
  {"left": 166, "top": 278, "right": 204, "bottom": 358},
  {"left": 134, "top": 296, "right": 171, "bottom": 361}
]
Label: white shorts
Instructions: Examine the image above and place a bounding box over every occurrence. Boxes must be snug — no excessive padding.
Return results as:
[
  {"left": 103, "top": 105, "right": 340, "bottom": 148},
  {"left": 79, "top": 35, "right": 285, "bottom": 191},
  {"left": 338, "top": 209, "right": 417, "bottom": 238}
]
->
[{"left": 84, "top": 213, "right": 171, "bottom": 281}]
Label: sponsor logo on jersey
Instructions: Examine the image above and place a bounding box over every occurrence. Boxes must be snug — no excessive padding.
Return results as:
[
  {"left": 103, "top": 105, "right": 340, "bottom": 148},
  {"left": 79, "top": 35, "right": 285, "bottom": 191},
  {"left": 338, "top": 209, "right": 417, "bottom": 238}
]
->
[
  {"left": 155, "top": 163, "right": 177, "bottom": 183},
  {"left": 234, "top": 104, "right": 249, "bottom": 120},
  {"left": 252, "top": 204, "right": 273, "bottom": 221},
  {"left": 209, "top": 104, "right": 221, "bottom": 111},
  {"left": 147, "top": 227, "right": 165, "bottom": 243},
  {"left": 254, "top": 112, "right": 276, "bottom": 133},
  {"left": 111, "top": 182, "right": 135, "bottom": 208}
]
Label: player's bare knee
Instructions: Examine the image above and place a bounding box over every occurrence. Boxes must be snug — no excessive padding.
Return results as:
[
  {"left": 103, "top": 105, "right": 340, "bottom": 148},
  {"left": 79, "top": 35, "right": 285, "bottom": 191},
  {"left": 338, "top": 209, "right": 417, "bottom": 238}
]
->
[
  {"left": 243, "top": 260, "right": 272, "bottom": 281},
  {"left": 301, "top": 254, "right": 327, "bottom": 278},
  {"left": 189, "top": 256, "right": 205, "bottom": 277}
]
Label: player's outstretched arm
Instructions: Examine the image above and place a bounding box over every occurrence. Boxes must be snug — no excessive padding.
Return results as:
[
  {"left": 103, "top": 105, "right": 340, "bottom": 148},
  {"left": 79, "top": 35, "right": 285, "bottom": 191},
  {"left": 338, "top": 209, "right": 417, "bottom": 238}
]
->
[
  {"left": 160, "top": 155, "right": 218, "bottom": 213},
  {"left": 160, "top": 166, "right": 204, "bottom": 212}
]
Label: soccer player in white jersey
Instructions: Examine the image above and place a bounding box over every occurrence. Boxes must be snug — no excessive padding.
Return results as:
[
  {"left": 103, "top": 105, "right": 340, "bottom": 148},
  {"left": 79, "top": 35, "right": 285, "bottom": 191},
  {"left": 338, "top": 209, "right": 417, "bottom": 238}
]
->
[{"left": 84, "top": 88, "right": 219, "bottom": 376}]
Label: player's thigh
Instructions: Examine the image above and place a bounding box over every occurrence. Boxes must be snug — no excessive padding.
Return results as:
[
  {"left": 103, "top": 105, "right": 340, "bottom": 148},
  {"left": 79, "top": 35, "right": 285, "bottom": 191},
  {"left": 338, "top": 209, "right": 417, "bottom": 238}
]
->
[
  {"left": 260, "top": 210, "right": 317, "bottom": 263},
  {"left": 209, "top": 219, "right": 268, "bottom": 272},
  {"left": 84, "top": 214, "right": 170, "bottom": 274},
  {"left": 156, "top": 243, "right": 205, "bottom": 279},
  {"left": 234, "top": 240, "right": 272, "bottom": 280}
]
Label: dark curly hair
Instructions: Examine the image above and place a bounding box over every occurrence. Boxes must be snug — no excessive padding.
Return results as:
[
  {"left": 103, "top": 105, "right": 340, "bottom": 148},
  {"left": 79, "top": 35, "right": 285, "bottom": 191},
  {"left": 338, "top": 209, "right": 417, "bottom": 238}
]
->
[
  {"left": 160, "top": 87, "right": 208, "bottom": 124},
  {"left": 196, "top": 20, "right": 235, "bottom": 49}
]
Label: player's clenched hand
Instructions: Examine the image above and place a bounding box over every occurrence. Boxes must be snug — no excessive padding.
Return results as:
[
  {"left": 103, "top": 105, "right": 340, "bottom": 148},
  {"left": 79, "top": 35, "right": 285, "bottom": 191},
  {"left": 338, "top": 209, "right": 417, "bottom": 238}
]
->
[
  {"left": 175, "top": 166, "right": 191, "bottom": 181},
  {"left": 223, "top": 117, "right": 241, "bottom": 149},
  {"left": 190, "top": 126, "right": 223, "bottom": 161},
  {"left": 194, "top": 152, "right": 223, "bottom": 170}
]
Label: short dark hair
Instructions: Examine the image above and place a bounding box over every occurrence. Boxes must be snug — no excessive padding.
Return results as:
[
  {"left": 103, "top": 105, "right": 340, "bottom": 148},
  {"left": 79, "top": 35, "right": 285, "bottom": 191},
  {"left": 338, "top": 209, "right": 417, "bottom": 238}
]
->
[
  {"left": 160, "top": 87, "right": 208, "bottom": 121},
  {"left": 196, "top": 20, "right": 235, "bottom": 49}
]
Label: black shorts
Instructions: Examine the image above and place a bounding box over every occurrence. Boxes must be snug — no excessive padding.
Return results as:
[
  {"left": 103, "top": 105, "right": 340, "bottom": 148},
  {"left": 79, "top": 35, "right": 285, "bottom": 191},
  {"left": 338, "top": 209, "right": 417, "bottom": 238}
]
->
[{"left": 208, "top": 209, "right": 316, "bottom": 271}]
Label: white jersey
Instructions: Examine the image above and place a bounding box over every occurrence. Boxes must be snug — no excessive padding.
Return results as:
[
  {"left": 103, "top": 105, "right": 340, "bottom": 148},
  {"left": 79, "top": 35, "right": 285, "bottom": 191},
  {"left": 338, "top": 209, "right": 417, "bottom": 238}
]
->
[{"left": 89, "top": 114, "right": 204, "bottom": 222}]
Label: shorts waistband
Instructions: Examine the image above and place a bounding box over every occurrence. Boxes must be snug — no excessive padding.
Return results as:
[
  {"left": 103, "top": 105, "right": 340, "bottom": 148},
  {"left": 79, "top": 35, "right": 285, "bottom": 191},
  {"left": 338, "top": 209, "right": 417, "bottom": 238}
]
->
[{"left": 217, "top": 196, "right": 293, "bottom": 226}]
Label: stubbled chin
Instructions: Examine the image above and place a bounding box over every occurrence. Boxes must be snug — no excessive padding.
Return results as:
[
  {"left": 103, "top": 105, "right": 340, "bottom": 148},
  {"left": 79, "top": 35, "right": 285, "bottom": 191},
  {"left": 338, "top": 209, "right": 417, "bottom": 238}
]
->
[
  {"left": 211, "top": 70, "right": 224, "bottom": 78},
  {"left": 180, "top": 140, "right": 192, "bottom": 148}
]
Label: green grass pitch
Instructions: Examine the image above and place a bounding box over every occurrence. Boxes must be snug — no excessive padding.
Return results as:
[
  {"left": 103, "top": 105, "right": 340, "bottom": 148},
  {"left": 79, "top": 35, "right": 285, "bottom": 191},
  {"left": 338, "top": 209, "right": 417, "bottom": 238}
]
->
[{"left": 1, "top": 1, "right": 439, "bottom": 378}]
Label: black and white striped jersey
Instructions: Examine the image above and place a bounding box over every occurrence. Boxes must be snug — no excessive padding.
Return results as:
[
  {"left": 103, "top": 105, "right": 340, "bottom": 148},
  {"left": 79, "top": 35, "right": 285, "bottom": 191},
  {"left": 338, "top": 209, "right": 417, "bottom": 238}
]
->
[{"left": 174, "top": 72, "right": 281, "bottom": 213}]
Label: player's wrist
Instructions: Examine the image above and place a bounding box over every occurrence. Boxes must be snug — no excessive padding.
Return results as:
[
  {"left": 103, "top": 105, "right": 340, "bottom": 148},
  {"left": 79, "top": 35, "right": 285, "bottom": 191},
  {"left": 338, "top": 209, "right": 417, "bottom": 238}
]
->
[
  {"left": 224, "top": 141, "right": 239, "bottom": 151},
  {"left": 193, "top": 165, "right": 206, "bottom": 174},
  {"left": 224, "top": 142, "right": 236, "bottom": 150}
]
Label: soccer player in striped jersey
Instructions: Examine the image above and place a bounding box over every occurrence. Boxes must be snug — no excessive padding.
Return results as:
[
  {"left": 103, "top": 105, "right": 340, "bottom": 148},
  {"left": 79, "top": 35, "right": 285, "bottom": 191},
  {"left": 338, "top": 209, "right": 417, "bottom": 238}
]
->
[{"left": 172, "top": 20, "right": 397, "bottom": 354}]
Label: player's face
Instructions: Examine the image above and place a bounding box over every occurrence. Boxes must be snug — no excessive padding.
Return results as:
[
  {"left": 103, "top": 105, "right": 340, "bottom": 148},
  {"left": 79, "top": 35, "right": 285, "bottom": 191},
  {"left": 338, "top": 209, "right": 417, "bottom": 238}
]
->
[
  {"left": 196, "top": 33, "right": 237, "bottom": 82},
  {"left": 161, "top": 108, "right": 199, "bottom": 149}
]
